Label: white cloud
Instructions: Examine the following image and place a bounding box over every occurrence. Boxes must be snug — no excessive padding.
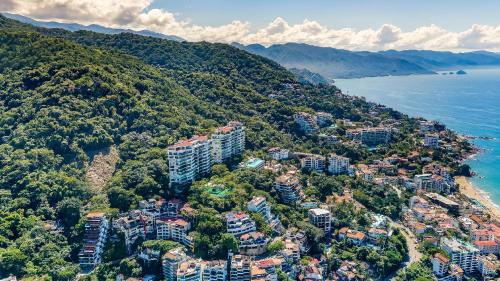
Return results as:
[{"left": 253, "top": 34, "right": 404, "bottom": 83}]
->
[{"left": 3, "top": 0, "right": 500, "bottom": 51}]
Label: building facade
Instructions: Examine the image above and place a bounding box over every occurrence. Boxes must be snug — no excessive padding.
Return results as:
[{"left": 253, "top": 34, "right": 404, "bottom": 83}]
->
[
  {"left": 327, "top": 154, "right": 349, "bottom": 175},
  {"left": 211, "top": 121, "right": 245, "bottom": 163},
  {"left": 168, "top": 135, "right": 212, "bottom": 186},
  {"left": 79, "top": 212, "right": 109, "bottom": 270}
]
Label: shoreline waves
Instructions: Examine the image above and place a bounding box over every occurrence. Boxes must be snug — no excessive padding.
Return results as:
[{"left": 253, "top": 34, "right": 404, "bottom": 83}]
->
[{"left": 456, "top": 176, "right": 500, "bottom": 220}]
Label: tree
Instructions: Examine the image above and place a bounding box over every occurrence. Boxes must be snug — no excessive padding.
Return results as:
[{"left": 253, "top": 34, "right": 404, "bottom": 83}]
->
[
  {"left": 119, "top": 258, "right": 142, "bottom": 278},
  {"left": 394, "top": 262, "right": 433, "bottom": 281},
  {"left": 56, "top": 197, "right": 82, "bottom": 227},
  {"left": 267, "top": 240, "right": 285, "bottom": 254},
  {"left": 0, "top": 247, "right": 28, "bottom": 277},
  {"left": 107, "top": 186, "right": 133, "bottom": 212},
  {"left": 216, "top": 233, "right": 239, "bottom": 257}
]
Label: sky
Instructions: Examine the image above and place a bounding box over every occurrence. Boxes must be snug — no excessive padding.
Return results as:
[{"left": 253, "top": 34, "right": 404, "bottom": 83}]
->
[{"left": 2, "top": 0, "right": 500, "bottom": 51}]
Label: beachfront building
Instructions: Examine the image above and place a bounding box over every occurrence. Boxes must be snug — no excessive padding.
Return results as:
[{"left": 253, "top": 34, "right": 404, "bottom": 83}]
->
[
  {"left": 346, "top": 127, "right": 391, "bottom": 146},
  {"left": 294, "top": 112, "right": 319, "bottom": 134},
  {"left": 274, "top": 173, "right": 304, "bottom": 204},
  {"left": 308, "top": 208, "right": 331, "bottom": 234},
  {"left": 424, "top": 134, "right": 440, "bottom": 148},
  {"left": 441, "top": 237, "right": 480, "bottom": 274},
  {"left": 267, "top": 147, "right": 289, "bottom": 161},
  {"left": 327, "top": 154, "right": 350, "bottom": 175},
  {"left": 211, "top": 121, "right": 245, "bottom": 163},
  {"left": 226, "top": 212, "right": 257, "bottom": 237},
  {"left": 79, "top": 212, "right": 109, "bottom": 270},
  {"left": 168, "top": 135, "right": 212, "bottom": 186},
  {"left": 414, "top": 174, "right": 450, "bottom": 193},
  {"left": 202, "top": 260, "right": 228, "bottom": 281},
  {"left": 229, "top": 254, "right": 252, "bottom": 281},
  {"left": 300, "top": 155, "right": 326, "bottom": 173}
]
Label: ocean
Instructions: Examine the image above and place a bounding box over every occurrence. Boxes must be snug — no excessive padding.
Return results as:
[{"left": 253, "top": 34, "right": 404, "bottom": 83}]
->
[{"left": 335, "top": 68, "right": 500, "bottom": 205}]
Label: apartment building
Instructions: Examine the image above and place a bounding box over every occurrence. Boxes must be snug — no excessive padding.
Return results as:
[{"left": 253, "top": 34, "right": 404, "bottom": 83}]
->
[
  {"left": 346, "top": 127, "right": 391, "bottom": 146},
  {"left": 300, "top": 155, "right": 326, "bottom": 173},
  {"left": 477, "top": 254, "right": 499, "bottom": 279},
  {"left": 162, "top": 248, "right": 188, "bottom": 281},
  {"left": 79, "top": 212, "right": 109, "bottom": 270},
  {"left": 156, "top": 218, "right": 191, "bottom": 246},
  {"left": 177, "top": 260, "right": 202, "bottom": 281},
  {"left": 327, "top": 154, "right": 349, "bottom": 175},
  {"left": 274, "top": 173, "right": 303, "bottom": 204},
  {"left": 239, "top": 231, "right": 269, "bottom": 256},
  {"left": 441, "top": 237, "right": 480, "bottom": 274},
  {"left": 168, "top": 135, "right": 212, "bottom": 186},
  {"left": 229, "top": 254, "right": 252, "bottom": 281},
  {"left": 315, "top": 112, "right": 333, "bottom": 128},
  {"left": 424, "top": 134, "right": 440, "bottom": 148},
  {"left": 432, "top": 253, "right": 450, "bottom": 277},
  {"left": 247, "top": 196, "right": 273, "bottom": 223},
  {"left": 201, "top": 260, "right": 228, "bottom": 281},
  {"left": 294, "top": 112, "right": 319, "bottom": 134},
  {"left": 267, "top": 147, "right": 289, "bottom": 161},
  {"left": 308, "top": 208, "right": 331, "bottom": 234},
  {"left": 113, "top": 210, "right": 149, "bottom": 253},
  {"left": 211, "top": 121, "right": 245, "bottom": 163},
  {"left": 414, "top": 174, "right": 450, "bottom": 193},
  {"left": 226, "top": 212, "right": 256, "bottom": 237}
]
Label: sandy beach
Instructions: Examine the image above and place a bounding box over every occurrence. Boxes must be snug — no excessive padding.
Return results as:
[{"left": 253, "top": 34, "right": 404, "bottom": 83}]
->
[{"left": 456, "top": 176, "right": 500, "bottom": 219}]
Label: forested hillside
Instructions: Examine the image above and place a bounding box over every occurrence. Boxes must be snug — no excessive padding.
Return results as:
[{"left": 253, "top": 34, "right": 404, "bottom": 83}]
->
[{"left": 0, "top": 15, "right": 409, "bottom": 280}]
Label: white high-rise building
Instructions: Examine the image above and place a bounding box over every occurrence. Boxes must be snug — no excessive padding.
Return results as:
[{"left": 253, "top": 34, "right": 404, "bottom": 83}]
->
[
  {"left": 327, "top": 154, "right": 349, "bottom": 175},
  {"left": 211, "top": 121, "right": 245, "bottom": 163},
  {"left": 441, "top": 237, "right": 480, "bottom": 274},
  {"left": 168, "top": 135, "right": 212, "bottom": 186},
  {"left": 300, "top": 155, "right": 326, "bottom": 173}
]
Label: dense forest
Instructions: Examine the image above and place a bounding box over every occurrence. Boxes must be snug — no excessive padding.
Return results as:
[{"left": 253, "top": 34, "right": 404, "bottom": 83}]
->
[{"left": 0, "top": 15, "right": 415, "bottom": 280}]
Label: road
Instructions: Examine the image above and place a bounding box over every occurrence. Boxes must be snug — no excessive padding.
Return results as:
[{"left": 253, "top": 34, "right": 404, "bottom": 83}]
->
[{"left": 382, "top": 221, "right": 423, "bottom": 281}]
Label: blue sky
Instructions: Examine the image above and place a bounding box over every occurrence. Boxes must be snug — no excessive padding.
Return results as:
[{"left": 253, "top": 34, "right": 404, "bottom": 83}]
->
[
  {"left": 4, "top": 0, "right": 500, "bottom": 51},
  {"left": 150, "top": 0, "right": 500, "bottom": 32}
]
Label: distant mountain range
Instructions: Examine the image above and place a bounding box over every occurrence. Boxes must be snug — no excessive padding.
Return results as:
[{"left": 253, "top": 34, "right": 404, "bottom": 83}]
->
[
  {"left": 233, "top": 43, "right": 500, "bottom": 80},
  {"left": 2, "top": 13, "right": 184, "bottom": 42},
  {"left": 7, "top": 13, "right": 500, "bottom": 81}
]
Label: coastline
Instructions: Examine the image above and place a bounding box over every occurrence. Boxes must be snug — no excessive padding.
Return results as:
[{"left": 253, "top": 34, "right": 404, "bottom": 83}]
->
[{"left": 456, "top": 176, "right": 500, "bottom": 220}]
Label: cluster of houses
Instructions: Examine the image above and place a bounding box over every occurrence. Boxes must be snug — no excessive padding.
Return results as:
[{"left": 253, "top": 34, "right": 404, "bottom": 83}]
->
[
  {"left": 74, "top": 110, "right": 500, "bottom": 281},
  {"left": 404, "top": 194, "right": 500, "bottom": 280}
]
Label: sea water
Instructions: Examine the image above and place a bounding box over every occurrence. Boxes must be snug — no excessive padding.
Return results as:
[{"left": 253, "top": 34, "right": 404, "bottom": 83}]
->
[{"left": 335, "top": 68, "right": 500, "bottom": 205}]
